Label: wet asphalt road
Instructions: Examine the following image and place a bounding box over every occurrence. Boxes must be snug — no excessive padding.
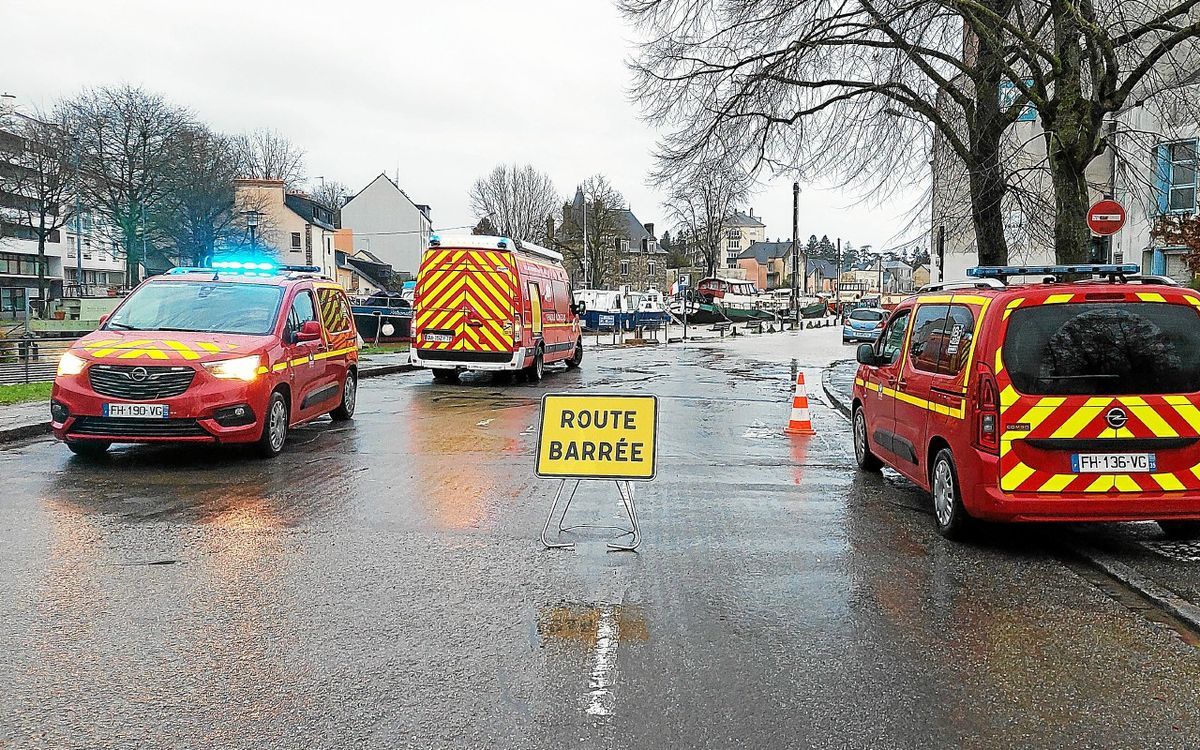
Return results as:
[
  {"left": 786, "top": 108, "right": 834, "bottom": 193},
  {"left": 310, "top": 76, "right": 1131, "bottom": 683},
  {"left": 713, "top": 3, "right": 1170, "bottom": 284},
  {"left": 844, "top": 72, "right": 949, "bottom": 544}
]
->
[{"left": 3, "top": 328, "right": 1200, "bottom": 749}]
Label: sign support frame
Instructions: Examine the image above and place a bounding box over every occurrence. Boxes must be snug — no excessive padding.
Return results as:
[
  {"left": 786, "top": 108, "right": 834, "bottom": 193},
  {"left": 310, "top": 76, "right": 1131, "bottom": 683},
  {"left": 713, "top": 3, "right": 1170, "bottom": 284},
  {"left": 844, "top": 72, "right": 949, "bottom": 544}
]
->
[{"left": 539, "top": 478, "right": 642, "bottom": 551}]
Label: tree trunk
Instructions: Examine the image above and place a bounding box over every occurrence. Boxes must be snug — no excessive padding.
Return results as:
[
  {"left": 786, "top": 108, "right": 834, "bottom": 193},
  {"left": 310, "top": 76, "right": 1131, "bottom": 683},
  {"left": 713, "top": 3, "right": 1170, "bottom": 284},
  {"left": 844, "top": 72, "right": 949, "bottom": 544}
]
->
[
  {"left": 1049, "top": 150, "right": 1093, "bottom": 264},
  {"left": 969, "top": 36, "right": 1011, "bottom": 267},
  {"left": 36, "top": 214, "right": 48, "bottom": 308},
  {"left": 124, "top": 224, "right": 141, "bottom": 287}
]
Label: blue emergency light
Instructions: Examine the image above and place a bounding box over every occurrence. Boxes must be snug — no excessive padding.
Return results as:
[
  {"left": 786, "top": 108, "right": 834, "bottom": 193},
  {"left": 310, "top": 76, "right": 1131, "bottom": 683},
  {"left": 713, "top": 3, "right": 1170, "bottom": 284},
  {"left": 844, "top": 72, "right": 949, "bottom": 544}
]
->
[
  {"left": 967, "top": 264, "right": 1140, "bottom": 278},
  {"left": 167, "top": 262, "right": 320, "bottom": 277}
]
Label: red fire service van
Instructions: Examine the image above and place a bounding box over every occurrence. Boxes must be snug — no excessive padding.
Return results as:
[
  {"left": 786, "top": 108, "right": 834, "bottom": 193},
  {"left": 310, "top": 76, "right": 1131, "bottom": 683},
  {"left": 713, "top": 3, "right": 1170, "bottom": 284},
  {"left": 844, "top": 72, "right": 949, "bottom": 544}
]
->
[
  {"left": 51, "top": 262, "right": 359, "bottom": 458},
  {"left": 851, "top": 264, "right": 1200, "bottom": 540},
  {"left": 411, "top": 234, "right": 584, "bottom": 382}
]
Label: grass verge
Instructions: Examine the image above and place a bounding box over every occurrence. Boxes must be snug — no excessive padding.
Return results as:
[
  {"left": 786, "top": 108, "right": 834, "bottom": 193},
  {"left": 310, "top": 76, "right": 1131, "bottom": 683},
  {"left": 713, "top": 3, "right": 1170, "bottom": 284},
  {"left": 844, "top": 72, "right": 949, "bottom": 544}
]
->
[{"left": 0, "top": 382, "right": 52, "bottom": 406}]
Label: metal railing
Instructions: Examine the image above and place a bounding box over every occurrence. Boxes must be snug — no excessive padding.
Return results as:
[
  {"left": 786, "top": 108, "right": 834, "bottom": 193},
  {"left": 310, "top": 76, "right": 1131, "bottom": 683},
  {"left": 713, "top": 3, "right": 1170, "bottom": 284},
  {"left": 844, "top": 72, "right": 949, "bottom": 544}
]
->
[{"left": 0, "top": 336, "right": 75, "bottom": 385}]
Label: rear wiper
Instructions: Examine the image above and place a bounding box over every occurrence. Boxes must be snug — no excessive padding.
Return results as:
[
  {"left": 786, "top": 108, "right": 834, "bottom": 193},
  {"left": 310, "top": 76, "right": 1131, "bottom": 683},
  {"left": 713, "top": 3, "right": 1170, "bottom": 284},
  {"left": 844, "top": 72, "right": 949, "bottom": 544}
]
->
[{"left": 1039, "top": 374, "right": 1121, "bottom": 380}]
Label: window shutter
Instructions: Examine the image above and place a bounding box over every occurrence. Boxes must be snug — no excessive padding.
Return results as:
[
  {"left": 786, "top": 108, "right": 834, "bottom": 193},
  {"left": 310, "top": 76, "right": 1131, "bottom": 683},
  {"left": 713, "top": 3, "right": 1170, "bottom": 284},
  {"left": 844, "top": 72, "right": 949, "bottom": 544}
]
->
[{"left": 1153, "top": 144, "right": 1171, "bottom": 215}]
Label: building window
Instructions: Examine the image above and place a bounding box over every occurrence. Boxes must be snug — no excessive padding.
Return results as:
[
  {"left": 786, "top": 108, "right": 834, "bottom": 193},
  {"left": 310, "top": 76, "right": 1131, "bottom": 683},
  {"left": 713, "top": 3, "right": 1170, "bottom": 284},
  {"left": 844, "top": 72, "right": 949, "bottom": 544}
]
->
[
  {"left": 1165, "top": 141, "right": 1197, "bottom": 213},
  {"left": 620, "top": 260, "right": 629, "bottom": 276},
  {"left": 291, "top": 232, "right": 302, "bottom": 249},
  {"left": 618, "top": 239, "right": 630, "bottom": 253},
  {"left": 726, "top": 237, "right": 740, "bottom": 251},
  {"left": 647, "top": 261, "right": 656, "bottom": 276}
]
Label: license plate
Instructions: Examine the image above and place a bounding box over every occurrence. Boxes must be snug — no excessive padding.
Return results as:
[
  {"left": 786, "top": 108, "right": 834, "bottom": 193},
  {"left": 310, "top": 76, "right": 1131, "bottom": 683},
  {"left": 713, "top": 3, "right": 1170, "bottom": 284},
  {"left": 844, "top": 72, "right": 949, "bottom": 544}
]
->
[
  {"left": 424, "top": 332, "right": 453, "bottom": 343},
  {"left": 1071, "top": 453, "right": 1156, "bottom": 473},
  {"left": 104, "top": 403, "right": 169, "bottom": 419}
]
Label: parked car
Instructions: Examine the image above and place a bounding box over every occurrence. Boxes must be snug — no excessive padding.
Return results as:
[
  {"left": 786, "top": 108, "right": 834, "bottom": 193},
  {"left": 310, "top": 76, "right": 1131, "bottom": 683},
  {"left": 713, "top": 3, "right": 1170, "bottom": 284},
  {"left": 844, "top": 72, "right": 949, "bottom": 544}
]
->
[
  {"left": 842, "top": 307, "right": 887, "bottom": 343},
  {"left": 851, "top": 264, "right": 1200, "bottom": 539},
  {"left": 411, "top": 234, "right": 583, "bottom": 382},
  {"left": 51, "top": 262, "right": 359, "bottom": 458}
]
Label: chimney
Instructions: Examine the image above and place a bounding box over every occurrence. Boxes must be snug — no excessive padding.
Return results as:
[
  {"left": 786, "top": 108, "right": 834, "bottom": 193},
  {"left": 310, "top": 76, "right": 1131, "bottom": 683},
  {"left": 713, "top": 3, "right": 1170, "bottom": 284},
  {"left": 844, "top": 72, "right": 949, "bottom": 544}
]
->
[
  {"left": 643, "top": 222, "right": 655, "bottom": 237},
  {"left": 0, "top": 93, "right": 15, "bottom": 117},
  {"left": 749, "top": 208, "right": 754, "bottom": 219}
]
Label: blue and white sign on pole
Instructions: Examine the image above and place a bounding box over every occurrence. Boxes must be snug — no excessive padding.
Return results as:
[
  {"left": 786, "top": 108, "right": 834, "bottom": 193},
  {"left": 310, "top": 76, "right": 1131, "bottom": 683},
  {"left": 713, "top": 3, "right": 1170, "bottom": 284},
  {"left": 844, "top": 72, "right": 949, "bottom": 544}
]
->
[{"left": 999, "top": 80, "right": 1038, "bottom": 122}]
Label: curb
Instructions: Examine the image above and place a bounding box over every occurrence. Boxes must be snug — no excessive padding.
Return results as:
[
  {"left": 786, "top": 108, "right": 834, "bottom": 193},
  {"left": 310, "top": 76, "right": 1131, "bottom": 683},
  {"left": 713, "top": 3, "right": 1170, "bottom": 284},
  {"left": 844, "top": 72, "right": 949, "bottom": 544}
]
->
[
  {"left": 1069, "top": 542, "right": 1200, "bottom": 633},
  {"left": 822, "top": 359, "right": 854, "bottom": 420},
  {"left": 0, "top": 363, "right": 419, "bottom": 446}
]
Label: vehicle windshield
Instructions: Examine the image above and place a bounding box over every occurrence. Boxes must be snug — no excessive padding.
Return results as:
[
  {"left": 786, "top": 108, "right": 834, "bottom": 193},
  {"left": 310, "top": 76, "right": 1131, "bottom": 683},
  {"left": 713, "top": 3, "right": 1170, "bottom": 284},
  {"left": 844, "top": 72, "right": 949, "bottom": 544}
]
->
[
  {"left": 106, "top": 281, "right": 284, "bottom": 335},
  {"left": 849, "top": 309, "right": 884, "bottom": 321},
  {"left": 1003, "top": 302, "right": 1200, "bottom": 395}
]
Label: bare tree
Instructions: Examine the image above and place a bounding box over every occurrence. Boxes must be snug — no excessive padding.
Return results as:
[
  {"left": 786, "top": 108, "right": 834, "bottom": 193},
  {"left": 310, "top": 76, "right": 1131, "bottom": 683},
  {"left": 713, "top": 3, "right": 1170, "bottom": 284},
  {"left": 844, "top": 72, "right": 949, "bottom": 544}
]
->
[
  {"left": 233, "top": 128, "right": 306, "bottom": 188},
  {"left": 66, "top": 86, "right": 193, "bottom": 286},
  {"left": 152, "top": 125, "right": 241, "bottom": 267},
  {"left": 558, "top": 174, "right": 627, "bottom": 288},
  {"left": 468, "top": 163, "right": 560, "bottom": 243},
  {"left": 309, "top": 179, "right": 349, "bottom": 227},
  {"left": 0, "top": 103, "right": 77, "bottom": 303},
  {"left": 622, "top": 0, "right": 1200, "bottom": 265},
  {"left": 662, "top": 158, "right": 751, "bottom": 277}
]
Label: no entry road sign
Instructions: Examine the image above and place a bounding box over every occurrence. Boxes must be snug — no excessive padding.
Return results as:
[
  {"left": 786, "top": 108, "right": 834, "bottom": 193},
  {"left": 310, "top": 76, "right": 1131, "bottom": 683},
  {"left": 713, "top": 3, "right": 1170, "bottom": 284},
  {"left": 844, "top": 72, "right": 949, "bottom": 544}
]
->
[{"left": 1088, "top": 199, "right": 1127, "bottom": 236}]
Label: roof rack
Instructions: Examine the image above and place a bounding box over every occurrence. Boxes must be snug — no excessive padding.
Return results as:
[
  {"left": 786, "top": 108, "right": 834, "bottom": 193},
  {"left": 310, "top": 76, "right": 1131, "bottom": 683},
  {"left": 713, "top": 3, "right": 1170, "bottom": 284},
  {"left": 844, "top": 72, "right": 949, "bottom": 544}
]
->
[
  {"left": 1125, "top": 274, "right": 1180, "bottom": 286},
  {"left": 918, "top": 278, "right": 1006, "bottom": 293}
]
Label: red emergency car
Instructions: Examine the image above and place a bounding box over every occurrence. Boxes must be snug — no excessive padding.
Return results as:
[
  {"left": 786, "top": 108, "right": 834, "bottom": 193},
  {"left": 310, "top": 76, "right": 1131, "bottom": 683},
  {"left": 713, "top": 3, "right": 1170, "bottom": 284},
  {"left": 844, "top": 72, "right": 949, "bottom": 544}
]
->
[
  {"left": 851, "top": 264, "right": 1200, "bottom": 540},
  {"left": 51, "top": 263, "right": 359, "bottom": 458}
]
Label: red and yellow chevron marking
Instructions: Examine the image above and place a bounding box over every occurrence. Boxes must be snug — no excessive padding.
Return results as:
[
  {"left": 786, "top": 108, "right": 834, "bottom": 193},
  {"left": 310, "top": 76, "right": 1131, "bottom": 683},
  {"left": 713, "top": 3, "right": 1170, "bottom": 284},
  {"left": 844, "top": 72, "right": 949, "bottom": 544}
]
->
[
  {"left": 413, "top": 248, "right": 516, "bottom": 353},
  {"left": 80, "top": 338, "right": 240, "bottom": 360},
  {"left": 998, "top": 289, "right": 1200, "bottom": 493}
]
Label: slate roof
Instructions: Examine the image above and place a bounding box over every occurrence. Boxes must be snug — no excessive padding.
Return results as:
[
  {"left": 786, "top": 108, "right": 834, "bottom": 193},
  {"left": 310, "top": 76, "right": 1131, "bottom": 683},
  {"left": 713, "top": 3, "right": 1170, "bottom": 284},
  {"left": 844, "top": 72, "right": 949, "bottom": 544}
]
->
[
  {"left": 285, "top": 194, "right": 336, "bottom": 231},
  {"left": 728, "top": 210, "right": 765, "bottom": 228},
  {"left": 569, "top": 187, "right": 663, "bottom": 253},
  {"left": 739, "top": 241, "right": 792, "bottom": 263}
]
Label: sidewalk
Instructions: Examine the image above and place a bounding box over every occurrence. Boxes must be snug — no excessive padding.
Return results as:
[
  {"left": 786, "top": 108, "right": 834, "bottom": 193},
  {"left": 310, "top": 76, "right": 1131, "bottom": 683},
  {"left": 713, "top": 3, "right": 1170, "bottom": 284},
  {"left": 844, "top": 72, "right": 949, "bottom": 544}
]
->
[
  {"left": 821, "top": 358, "right": 857, "bottom": 418},
  {"left": 0, "top": 351, "right": 418, "bottom": 446}
]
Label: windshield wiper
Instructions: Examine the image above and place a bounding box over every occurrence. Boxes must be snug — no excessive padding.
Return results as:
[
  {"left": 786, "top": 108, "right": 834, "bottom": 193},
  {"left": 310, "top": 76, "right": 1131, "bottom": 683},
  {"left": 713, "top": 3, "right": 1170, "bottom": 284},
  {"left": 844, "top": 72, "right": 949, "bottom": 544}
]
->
[{"left": 106, "top": 322, "right": 138, "bottom": 330}]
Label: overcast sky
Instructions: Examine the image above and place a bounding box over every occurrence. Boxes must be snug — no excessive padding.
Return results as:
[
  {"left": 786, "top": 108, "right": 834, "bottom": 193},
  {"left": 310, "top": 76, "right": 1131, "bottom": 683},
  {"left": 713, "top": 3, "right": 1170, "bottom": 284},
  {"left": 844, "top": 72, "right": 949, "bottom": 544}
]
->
[{"left": 4, "top": 0, "right": 922, "bottom": 252}]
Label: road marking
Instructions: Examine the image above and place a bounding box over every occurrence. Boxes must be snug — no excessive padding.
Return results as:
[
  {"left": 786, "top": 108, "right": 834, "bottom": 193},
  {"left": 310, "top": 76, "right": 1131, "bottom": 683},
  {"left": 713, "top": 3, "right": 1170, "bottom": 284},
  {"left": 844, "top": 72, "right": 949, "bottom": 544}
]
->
[{"left": 586, "top": 605, "right": 618, "bottom": 717}]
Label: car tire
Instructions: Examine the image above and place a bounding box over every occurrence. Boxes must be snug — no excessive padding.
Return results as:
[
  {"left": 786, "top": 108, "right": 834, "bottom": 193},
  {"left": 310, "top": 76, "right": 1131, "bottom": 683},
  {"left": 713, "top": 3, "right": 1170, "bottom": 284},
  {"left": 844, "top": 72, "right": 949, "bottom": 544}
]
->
[
  {"left": 565, "top": 338, "right": 583, "bottom": 369},
  {"left": 852, "top": 406, "right": 882, "bottom": 472},
  {"left": 67, "top": 440, "right": 110, "bottom": 458},
  {"left": 432, "top": 368, "right": 458, "bottom": 384},
  {"left": 931, "top": 448, "right": 972, "bottom": 540},
  {"left": 331, "top": 370, "right": 357, "bottom": 421},
  {"left": 256, "top": 391, "right": 289, "bottom": 459},
  {"left": 525, "top": 345, "right": 545, "bottom": 383},
  {"left": 1157, "top": 520, "right": 1200, "bottom": 540}
]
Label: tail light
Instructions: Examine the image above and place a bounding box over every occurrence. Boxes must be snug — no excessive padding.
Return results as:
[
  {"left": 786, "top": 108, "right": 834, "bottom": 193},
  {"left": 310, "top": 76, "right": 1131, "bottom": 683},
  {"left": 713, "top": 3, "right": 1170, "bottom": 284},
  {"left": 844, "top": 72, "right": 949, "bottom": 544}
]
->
[
  {"left": 974, "top": 362, "right": 1000, "bottom": 454},
  {"left": 513, "top": 316, "right": 523, "bottom": 341}
]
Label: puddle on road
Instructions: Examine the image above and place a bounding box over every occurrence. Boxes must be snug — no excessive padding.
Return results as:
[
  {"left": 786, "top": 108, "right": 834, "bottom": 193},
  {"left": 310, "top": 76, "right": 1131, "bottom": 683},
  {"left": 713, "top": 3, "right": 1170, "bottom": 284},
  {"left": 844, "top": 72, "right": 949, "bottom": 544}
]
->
[{"left": 536, "top": 603, "right": 649, "bottom": 717}]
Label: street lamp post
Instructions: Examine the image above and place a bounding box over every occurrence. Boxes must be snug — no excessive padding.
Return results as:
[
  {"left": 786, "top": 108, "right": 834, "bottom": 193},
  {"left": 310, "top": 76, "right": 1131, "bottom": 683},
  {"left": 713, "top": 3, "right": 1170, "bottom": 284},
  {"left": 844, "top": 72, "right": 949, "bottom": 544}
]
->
[{"left": 244, "top": 210, "right": 260, "bottom": 252}]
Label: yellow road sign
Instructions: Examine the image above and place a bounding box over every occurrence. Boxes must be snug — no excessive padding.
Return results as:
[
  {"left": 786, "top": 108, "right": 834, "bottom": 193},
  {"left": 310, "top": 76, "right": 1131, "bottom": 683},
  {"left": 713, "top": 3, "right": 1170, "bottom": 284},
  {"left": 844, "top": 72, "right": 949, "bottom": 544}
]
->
[{"left": 536, "top": 394, "right": 658, "bottom": 480}]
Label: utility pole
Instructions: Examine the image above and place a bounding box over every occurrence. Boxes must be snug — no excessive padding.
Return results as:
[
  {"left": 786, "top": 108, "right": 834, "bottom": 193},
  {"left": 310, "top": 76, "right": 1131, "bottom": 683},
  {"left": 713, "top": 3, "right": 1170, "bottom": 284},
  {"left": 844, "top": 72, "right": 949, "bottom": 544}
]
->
[
  {"left": 836, "top": 238, "right": 842, "bottom": 315},
  {"left": 582, "top": 193, "right": 589, "bottom": 289},
  {"left": 791, "top": 182, "right": 800, "bottom": 329},
  {"left": 937, "top": 225, "right": 945, "bottom": 283}
]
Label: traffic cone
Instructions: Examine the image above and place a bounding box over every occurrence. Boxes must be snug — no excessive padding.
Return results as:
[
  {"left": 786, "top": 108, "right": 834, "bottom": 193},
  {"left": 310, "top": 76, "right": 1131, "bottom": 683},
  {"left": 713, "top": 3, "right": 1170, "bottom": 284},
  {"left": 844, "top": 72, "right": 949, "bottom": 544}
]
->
[{"left": 785, "top": 371, "right": 817, "bottom": 435}]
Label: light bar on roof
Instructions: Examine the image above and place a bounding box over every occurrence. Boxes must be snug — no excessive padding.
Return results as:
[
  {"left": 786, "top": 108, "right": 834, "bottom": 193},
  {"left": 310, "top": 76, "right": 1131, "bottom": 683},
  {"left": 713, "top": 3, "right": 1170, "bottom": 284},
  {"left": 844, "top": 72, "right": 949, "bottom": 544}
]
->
[{"left": 967, "top": 264, "right": 1140, "bottom": 278}]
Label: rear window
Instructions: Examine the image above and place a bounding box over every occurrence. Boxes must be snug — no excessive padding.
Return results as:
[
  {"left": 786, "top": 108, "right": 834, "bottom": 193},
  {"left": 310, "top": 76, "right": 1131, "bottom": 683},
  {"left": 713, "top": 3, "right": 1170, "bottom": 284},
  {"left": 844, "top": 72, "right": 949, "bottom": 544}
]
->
[
  {"left": 849, "top": 309, "right": 884, "bottom": 322},
  {"left": 1003, "top": 302, "right": 1200, "bottom": 395}
]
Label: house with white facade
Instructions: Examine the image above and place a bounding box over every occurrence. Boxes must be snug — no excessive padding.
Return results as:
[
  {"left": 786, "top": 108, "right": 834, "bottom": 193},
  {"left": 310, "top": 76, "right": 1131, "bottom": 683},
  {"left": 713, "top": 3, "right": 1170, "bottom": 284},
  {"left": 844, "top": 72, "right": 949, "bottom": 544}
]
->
[
  {"left": 723, "top": 210, "right": 766, "bottom": 270},
  {"left": 233, "top": 178, "right": 338, "bottom": 279},
  {"left": 340, "top": 174, "right": 432, "bottom": 279}
]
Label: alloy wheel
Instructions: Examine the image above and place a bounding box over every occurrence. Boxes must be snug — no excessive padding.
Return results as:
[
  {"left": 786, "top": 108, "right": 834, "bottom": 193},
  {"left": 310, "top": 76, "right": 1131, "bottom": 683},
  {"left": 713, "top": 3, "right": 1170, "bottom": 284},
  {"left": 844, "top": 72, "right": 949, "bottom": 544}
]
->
[
  {"left": 269, "top": 399, "right": 288, "bottom": 452},
  {"left": 933, "top": 459, "right": 955, "bottom": 528}
]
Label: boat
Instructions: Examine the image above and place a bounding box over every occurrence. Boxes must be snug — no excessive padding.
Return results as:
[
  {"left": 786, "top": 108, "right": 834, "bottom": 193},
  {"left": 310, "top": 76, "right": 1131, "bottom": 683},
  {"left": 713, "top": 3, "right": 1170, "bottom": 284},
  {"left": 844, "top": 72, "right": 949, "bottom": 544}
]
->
[
  {"left": 352, "top": 284, "right": 413, "bottom": 343},
  {"left": 574, "top": 286, "right": 669, "bottom": 331},
  {"left": 800, "top": 301, "right": 828, "bottom": 319},
  {"left": 678, "top": 277, "right": 777, "bottom": 324}
]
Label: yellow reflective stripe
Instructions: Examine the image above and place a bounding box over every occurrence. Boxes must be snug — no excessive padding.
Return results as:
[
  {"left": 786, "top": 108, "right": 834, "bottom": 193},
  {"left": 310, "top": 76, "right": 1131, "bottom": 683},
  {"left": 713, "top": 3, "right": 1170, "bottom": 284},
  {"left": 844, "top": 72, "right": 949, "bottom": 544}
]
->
[
  {"left": 1038, "top": 474, "right": 1074, "bottom": 493},
  {"left": 1123, "top": 396, "right": 1179, "bottom": 437},
  {"left": 256, "top": 366, "right": 270, "bottom": 375},
  {"left": 1045, "top": 294, "right": 1074, "bottom": 305},
  {"left": 1002, "top": 298, "right": 1024, "bottom": 320},
  {"left": 162, "top": 340, "right": 200, "bottom": 360},
  {"left": 1165, "top": 397, "right": 1200, "bottom": 432},
  {"left": 1085, "top": 475, "right": 1115, "bottom": 492},
  {"left": 196, "top": 342, "right": 221, "bottom": 353},
  {"left": 1000, "top": 384, "right": 1019, "bottom": 410},
  {"left": 116, "top": 348, "right": 168, "bottom": 360},
  {"left": 273, "top": 362, "right": 289, "bottom": 372},
  {"left": 1153, "top": 473, "right": 1186, "bottom": 491},
  {"left": 289, "top": 356, "right": 311, "bottom": 367},
  {"left": 1113, "top": 475, "right": 1142, "bottom": 492},
  {"left": 1137, "top": 292, "right": 1166, "bottom": 303},
  {"left": 1002, "top": 462, "right": 1035, "bottom": 490},
  {"left": 854, "top": 377, "right": 866, "bottom": 387},
  {"left": 314, "top": 346, "right": 358, "bottom": 361},
  {"left": 1049, "top": 398, "right": 1110, "bottom": 438}
]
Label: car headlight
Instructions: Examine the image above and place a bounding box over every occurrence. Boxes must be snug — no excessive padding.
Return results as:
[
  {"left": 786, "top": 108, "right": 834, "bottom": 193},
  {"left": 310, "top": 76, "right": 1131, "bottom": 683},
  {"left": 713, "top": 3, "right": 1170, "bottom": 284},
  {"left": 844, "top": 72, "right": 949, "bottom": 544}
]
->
[
  {"left": 203, "top": 354, "right": 263, "bottom": 382},
  {"left": 57, "top": 351, "right": 87, "bottom": 377}
]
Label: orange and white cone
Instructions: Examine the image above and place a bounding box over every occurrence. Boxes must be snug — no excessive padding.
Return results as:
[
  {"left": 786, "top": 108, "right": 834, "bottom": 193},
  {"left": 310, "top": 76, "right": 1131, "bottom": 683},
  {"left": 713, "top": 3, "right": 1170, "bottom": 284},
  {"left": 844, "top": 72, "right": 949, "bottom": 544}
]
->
[{"left": 785, "top": 371, "right": 817, "bottom": 435}]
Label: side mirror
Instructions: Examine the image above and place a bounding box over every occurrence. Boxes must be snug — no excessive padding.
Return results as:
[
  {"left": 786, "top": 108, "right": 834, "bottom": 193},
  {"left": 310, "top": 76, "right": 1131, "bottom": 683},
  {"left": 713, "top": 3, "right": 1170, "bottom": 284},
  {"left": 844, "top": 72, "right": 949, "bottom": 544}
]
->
[
  {"left": 856, "top": 343, "right": 878, "bottom": 366},
  {"left": 98, "top": 313, "right": 111, "bottom": 327},
  {"left": 295, "top": 320, "right": 323, "bottom": 343},
  {"left": 572, "top": 301, "right": 587, "bottom": 316}
]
